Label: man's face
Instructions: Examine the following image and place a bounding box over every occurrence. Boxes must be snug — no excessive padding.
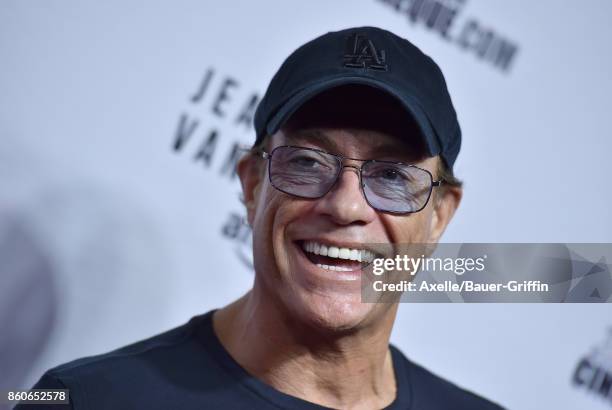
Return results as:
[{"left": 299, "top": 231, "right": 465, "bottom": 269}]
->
[{"left": 238, "top": 88, "right": 460, "bottom": 332}]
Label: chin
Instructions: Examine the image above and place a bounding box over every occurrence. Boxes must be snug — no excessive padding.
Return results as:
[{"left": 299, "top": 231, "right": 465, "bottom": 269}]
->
[
  {"left": 266, "top": 237, "right": 387, "bottom": 333},
  {"left": 288, "top": 289, "right": 378, "bottom": 334}
]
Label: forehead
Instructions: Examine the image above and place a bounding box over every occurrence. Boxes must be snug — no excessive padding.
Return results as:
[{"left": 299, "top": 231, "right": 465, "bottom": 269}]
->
[{"left": 277, "top": 85, "right": 428, "bottom": 162}]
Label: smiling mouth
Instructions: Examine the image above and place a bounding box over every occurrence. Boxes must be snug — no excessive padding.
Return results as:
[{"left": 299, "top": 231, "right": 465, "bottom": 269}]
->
[{"left": 299, "top": 240, "right": 376, "bottom": 272}]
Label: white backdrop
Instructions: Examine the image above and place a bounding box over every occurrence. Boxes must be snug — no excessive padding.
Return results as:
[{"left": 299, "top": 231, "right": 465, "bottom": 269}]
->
[{"left": 2, "top": 1, "right": 612, "bottom": 409}]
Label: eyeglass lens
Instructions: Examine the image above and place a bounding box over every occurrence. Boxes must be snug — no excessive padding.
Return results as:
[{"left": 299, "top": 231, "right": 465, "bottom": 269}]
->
[{"left": 268, "top": 146, "right": 434, "bottom": 214}]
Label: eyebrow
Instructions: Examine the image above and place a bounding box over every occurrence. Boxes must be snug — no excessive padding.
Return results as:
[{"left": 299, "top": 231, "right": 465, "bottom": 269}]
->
[{"left": 284, "top": 129, "right": 417, "bottom": 161}]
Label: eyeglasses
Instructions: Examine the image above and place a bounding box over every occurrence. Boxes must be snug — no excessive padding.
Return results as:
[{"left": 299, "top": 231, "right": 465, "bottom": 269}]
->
[{"left": 257, "top": 146, "right": 442, "bottom": 214}]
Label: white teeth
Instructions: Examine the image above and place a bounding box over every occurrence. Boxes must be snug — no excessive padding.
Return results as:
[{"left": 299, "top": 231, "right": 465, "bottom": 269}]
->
[
  {"left": 339, "top": 248, "right": 350, "bottom": 259},
  {"left": 319, "top": 244, "right": 328, "bottom": 256},
  {"left": 328, "top": 246, "right": 339, "bottom": 258},
  {"left": 301, "top": 241, "right": 375, "bottom": 263},
  {"left": 316, "top": 263, "right": 352, "bottom": 272}
]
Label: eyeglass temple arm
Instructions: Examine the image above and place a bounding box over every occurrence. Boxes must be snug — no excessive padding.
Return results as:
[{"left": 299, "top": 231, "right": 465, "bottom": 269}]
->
[{"left": 237, "top": 145, "right": 270, "bottom": 160}]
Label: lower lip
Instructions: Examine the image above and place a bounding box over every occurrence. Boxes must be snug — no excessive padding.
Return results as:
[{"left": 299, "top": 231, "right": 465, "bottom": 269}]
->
[{"left": 294, "top": 242, "right": 364, "bottom": 282}]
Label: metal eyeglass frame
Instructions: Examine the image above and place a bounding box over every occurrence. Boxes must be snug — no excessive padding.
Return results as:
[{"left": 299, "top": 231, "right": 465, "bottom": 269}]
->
[{"left": 256, "top": 145, "right": 443, "bottom": 215}]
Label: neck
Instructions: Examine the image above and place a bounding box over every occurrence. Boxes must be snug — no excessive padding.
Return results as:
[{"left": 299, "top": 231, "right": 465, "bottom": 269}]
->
[{"left": 213, "top": 285, "right": 399, "bottom": 409}]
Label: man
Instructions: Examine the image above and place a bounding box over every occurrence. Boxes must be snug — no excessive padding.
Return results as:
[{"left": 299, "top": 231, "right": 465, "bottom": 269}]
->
[{"left": 20, "top": 27, "right": 503, "bottom": 409}]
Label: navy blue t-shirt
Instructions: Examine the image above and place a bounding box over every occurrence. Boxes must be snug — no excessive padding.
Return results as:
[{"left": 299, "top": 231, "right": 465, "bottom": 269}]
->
[{"left": 17, "top": 311, "right": 503, "bottom": 409}]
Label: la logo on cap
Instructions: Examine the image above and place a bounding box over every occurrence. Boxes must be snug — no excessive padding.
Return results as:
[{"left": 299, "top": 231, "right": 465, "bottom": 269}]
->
[{"left": 343, "top": 33, "right": 388, "bottom": 71}]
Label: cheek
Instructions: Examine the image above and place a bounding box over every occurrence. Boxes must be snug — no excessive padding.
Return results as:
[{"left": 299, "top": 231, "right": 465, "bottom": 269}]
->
[
  {"left": 251, "top": 183, "right": 281, "bottom": 272},
  {"left": 252, "top": 182, "right": 311, "bottom": 275},
  {"left": 382, "top": 207, "right": 434, "bottom": 243}
]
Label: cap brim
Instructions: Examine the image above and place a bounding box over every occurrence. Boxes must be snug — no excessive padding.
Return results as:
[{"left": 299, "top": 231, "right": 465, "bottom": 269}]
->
[{"left": 265, "top": 76, "right": 441, "bottom": 157}]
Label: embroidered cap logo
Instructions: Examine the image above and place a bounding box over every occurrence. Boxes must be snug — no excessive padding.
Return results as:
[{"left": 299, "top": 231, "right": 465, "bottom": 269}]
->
[{"left": 343, "top": 33, "right": 388, "bottom": 71}]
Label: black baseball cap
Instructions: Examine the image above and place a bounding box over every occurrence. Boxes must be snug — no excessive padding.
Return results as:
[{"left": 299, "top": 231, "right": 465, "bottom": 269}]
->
[{"left": 254, "top": 26, "right": 461, "bottom": 170}]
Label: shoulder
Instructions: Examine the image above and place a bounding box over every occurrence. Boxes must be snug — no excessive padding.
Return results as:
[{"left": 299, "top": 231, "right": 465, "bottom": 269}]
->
[
  {"left": 27, "top": 313, "right": 213, "bottom": 409},
  {"left": 48, "top": 314, "right": 201, "bottom": 377},
  {"left": 390, "top": 345, "right": 505, "bottom": 410}
]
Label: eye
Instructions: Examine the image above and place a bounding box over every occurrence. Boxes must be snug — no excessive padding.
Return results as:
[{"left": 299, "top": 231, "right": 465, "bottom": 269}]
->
[
  {"left": 291, "top": 155, "right": 320, "bottom": 168},
  {"left": 379, "top": 168, "right": 401, "bottom": 180},
  {"left": 369, "top": 166, "right": 406, "bottom": 182}
]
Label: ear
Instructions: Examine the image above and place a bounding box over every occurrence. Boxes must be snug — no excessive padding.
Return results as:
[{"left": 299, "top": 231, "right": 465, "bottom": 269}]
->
[
  {"left": 237, "top": 152, "right": 264, "bottom": 226},
  {"left": 428, "top": 185, "right": 462, "bottom": 243}
]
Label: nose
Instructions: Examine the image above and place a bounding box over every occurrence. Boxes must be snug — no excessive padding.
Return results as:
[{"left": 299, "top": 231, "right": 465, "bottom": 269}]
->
[{"left": 312, "top": 164, "right": 377, "bottom": 225}]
